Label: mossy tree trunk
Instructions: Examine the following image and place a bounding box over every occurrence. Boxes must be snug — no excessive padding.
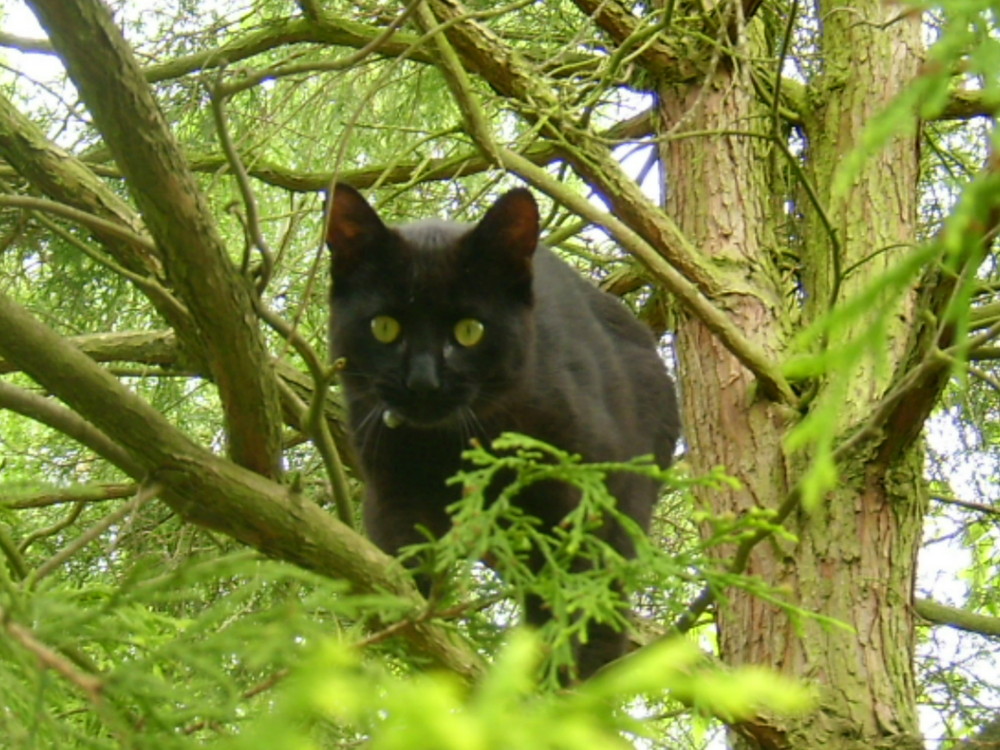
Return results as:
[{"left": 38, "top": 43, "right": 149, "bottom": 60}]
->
[{"left": 659, "top": 2, "right": 927, "bottom": 748}]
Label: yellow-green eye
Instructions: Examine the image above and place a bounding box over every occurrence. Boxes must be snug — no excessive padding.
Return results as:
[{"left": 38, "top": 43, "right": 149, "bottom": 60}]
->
[
  {"left": 371, "top": 315, "right": 401, "bottom": 343},
  {"left": 454, "top": 318, "right": 485, "bottom": 347}
]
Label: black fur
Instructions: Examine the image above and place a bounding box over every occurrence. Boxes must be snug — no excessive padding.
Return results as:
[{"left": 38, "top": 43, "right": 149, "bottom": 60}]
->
[{"left": 326, "top": 185, "right": 680, "bottom": 678}]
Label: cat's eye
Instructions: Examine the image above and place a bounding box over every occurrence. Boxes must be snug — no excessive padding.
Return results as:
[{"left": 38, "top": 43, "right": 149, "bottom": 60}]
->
[
  {"left": 454, "top": 318, "right": 485, "bottom": 347},
  {"left": 371, "top": 315, "right": 401, "bottom": 344}
]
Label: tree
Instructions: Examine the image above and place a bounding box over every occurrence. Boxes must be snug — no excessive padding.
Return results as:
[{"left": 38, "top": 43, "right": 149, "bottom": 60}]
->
[{"left": 0, "top": 1, "right": 997, "bottom": 748}]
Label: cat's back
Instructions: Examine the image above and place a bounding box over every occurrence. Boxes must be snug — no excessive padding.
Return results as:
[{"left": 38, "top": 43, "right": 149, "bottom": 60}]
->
[
  {"left": 531, "top": 247, "right": 659, "bottom": 357},
  {"left": 528, "top": 248, "right": 679, "bottom": 467}
]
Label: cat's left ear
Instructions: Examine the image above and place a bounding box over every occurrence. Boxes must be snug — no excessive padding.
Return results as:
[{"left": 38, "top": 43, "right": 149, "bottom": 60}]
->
[
  {"left": 325, "top": 183, "right": 390, "bottom": 277},
  {"left": 470, "top": 188, "right": 539, "bottom": 275}
]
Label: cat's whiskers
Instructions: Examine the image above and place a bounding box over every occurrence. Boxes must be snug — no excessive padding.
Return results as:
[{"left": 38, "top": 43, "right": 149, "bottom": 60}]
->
[
  {"left": 455, "top": 406, "right": 481, "bottom": 455},
  {"left": 353, "top": 403, "right": 387, "bottom": 467},
  {"left": 468, "top": 390, "right": 517, "bottom": 429},
  {"left": 461, "top": 405, "right": 489, "bottom": 447}
]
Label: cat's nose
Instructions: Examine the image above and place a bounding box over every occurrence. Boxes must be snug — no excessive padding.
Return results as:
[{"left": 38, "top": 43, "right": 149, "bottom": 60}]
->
[{"left": 406, "top": 353, "right": 441, "bottom": 393}]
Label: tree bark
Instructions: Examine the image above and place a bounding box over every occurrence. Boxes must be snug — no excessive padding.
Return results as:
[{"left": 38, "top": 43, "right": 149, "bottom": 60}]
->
[{"left": 659, "top": 2, "right": 927, "bottom": 748}]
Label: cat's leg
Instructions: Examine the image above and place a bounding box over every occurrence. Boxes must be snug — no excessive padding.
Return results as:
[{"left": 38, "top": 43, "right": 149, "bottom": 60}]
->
[
  {"left": 363, "top": 492, "right": 451, "bottom": 597},
  {"left": 521, "top": 568, "right": 629, "bottom": 683},
  {"left": 518, "top": 476, "right": 654, "bottom": 682}
]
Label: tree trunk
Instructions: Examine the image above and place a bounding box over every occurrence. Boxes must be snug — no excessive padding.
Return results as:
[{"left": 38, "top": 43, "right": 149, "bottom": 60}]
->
[{"left": 659, "top": 3, "right": 926, "bottom": 748}]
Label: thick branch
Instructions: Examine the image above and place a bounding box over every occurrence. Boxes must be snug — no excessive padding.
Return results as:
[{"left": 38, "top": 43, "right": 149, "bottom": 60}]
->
[
  {"left": 569, "top": 0, "right": 706, "bottom": 81},
  {"left": 0, "top": 328, "right": 354, "bottom": 469},
  {"left": 0, "top": 330, "right": 180, "bottom": 376},
  {"left": 26, "top": 0, "right": 283, "bottom": 478}
]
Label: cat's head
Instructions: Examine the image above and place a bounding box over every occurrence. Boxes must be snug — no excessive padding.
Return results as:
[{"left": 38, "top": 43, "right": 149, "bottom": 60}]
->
[{"left": 326, "top": 184, "right": 539, "bottom": 429}]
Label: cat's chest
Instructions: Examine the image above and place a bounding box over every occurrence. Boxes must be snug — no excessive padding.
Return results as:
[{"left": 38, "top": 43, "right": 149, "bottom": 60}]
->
[{"left": 359, "top": 419, "right": 499, "bottom": 484}]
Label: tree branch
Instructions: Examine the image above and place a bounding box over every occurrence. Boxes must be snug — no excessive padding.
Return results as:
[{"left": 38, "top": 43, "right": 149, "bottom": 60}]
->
[
  {"left": 0, "top": 482, "right": 138, "bottom": 510},
  {"left": 0, "top": 91, "right": 201, "bottom": 358},
  {"left": 569, "top": 0, "right": 706, "bottom": 81},
  {"left": 26, "top": 0, "right": 283, "bottom": 478},
  {"left": 915, "top": 597, "right": 1000, "bottom": 638},
  {"left": 0, "top": 194, "right": 156, "bottom": 253},
  {"left": 141, "top": 15, "right": 436, "bottom": 84},
  {"left": 0, "top": 93, "right": 159, "bottom": 276},
  {"left": 2, "top": 606, "right": 105, "bottom": 702},
  {"left": 932, "top": 494, "right": 1000, "bottom": 517},
  {"left": 0, "top": 330, "right": 179, "bottom": 376}
]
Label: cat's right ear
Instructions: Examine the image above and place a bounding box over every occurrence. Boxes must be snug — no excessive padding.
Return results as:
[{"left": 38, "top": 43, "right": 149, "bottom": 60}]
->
[
  {"left": 325, "top": 183, "right": 389, "bottom": 276},
  {"left": 470, "top": 188, "right": 539, "bottom": 279}
]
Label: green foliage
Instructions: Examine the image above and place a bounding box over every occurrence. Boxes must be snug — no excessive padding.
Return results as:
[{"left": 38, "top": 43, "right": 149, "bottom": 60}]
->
[
  {"left": 399, "top": 433, "right": 844, "bottom": 683},
  {"left": 0, "top": 435, "right": 815, "bottom": 748},
  {"left": 0, "top": 547, "right": 404, "bottom": 749},
  {"left": 216, "top": 631, "right": 812, "bottom": 750}
]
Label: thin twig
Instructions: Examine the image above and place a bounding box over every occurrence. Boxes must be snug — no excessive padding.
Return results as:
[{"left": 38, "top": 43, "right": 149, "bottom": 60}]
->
[
  {"left": 255, "top": 301, "right": 355, "bottom": 528},
  {"left": 29, "top": 480, "right": 162, "bottom": 586},
  {"left": 208, "top": 79, "right": 275, "bottom": 292},
  {"left": 19, "top": 501, "right": 85, "bottom": 553},
  {"left": 931, "top": 495, "right": 1000, "bottom": 517},
  {"left": 2, "top": 608, "right": 105, "bottom": 701},
  {"left": 0, "top": 193, "right": 157, "bottom": 252}
]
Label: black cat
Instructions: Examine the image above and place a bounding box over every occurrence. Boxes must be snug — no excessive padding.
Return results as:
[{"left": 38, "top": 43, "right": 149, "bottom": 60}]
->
[{"left": 326, "top": 184, "right": 680, "bottom": 678}]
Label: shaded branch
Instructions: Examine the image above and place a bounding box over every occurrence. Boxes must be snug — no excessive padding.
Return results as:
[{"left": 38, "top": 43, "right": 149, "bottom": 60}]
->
[{"left": 0, "top": 482, "right": 138, "bottom": 510}]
